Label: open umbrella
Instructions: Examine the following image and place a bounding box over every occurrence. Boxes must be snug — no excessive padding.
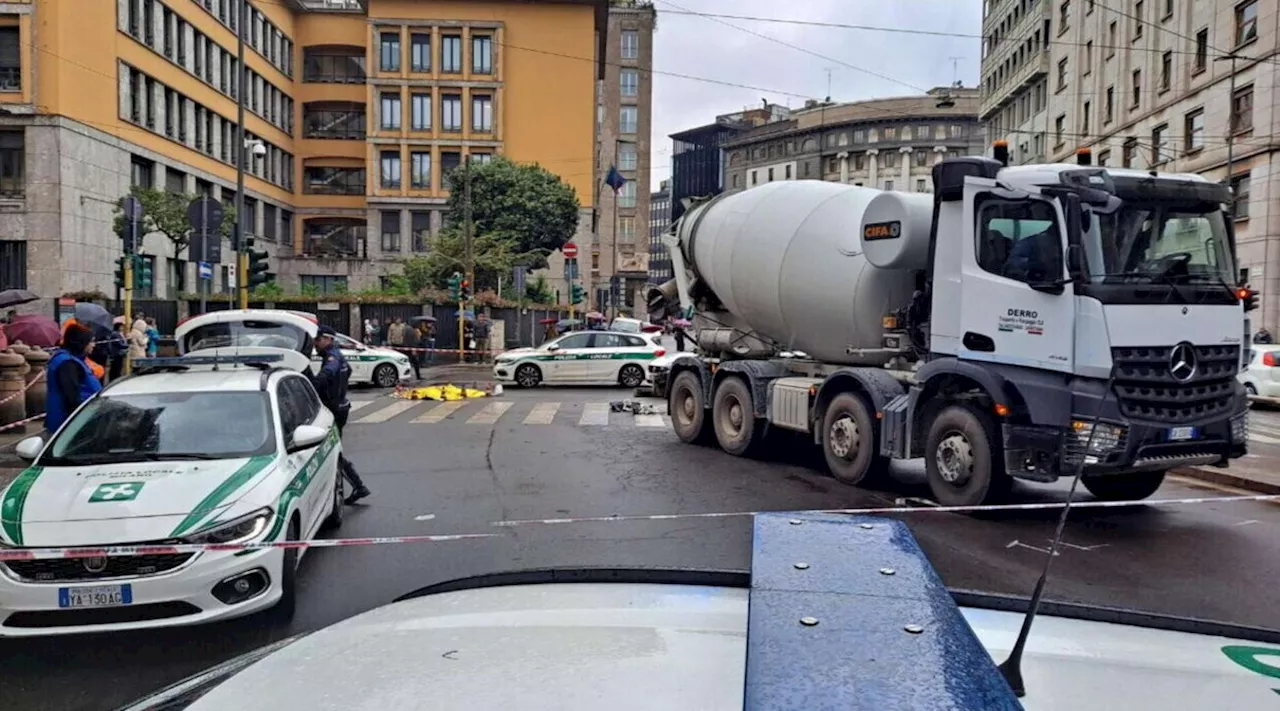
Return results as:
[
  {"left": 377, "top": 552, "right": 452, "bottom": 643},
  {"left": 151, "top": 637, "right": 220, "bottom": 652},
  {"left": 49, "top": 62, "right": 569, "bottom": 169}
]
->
[
  {"left": 0, "top": 288, "right": 38, "bottom": 309},
  {"left": 4, "top": 314, "right": 61, "bottom": 348},
  {"left": 409, "top": 315, "right": 437, "bottom": 324},
  {"left": 585, "top": 311, "right": 605, "bottom": 321},
  {"left": 72, "top": 302, "right": 115, "bottom": 339}
]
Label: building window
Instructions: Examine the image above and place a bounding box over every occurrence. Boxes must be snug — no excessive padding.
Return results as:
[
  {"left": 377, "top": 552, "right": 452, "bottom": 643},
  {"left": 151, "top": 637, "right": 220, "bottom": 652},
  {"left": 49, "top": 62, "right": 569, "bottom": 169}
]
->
[
  {"left": 379, "top": 31, "right": 400, "bottom": 72},
  {"left": 1236, "top": 0, "right": 1258, "bottom": 46},
  {"left": 304, "top": 167, "right": 365, "bottom": 195},
  {"left": 300, "top": 275, "right": 348, "bottom": 295},
  {"left": 380, "top": 150, "right": 401, "bottom": 189},
  {"left": 411, "top": 151, "right": 431, "bottom": 188},
  {"left": 1133, "top": 1, "right": 1144, "bottom": 38},
  {"left": 767, "top": 167, "right": 774, "bottom": 181},
  {"left": 1057, "top": 57, "right": 1068, "bottom": 90},
  {"left": 0, "top": 240, "right": 25, "bottom": 289},
  {"left": 0, "top": 131, "right": 22, "bottom": 197},
  {"left": 441, "top": 35, "right": 461, "bottom": 73},
  {"left": 131, "top": 156, "right": 154, "bottom": 188},
  {"left": 0, "top": 28, "right": 19, "bottom": 91},
  {"left": 1104, "top": 86, "right": 1114, "bottom": 122},
  {"left": 1081, "top": 101, "right": 1091, "bottom": 135},
  {"left": 749, "top": 170, "right": 757, "bottom": 186},
  {"left": 1054, "top": 114, "right": 1065, "bottom": 146},
  {"left": 471, "top": 95, "right": 492, "bottom": 132},
  {"left": 411, "top": 33, "right": 431, "bottom": 72},
  {"left": 1184, "top": 109, "right": 1204, "bottom": 151},
  {"left": 471, "top": 152, "right": 492, "bottom": 165},
  {"left": 1059, "top": 0, "right": 1070, "bottom": 28},
  {"left": 618, "top": 180, "right": 636, "bottom": 208},
  {"left": 381, "top": 211, "right": 401, "bottom": 253},
  {"left": 263, "top": 204, "right": 277, "bottom": 242},
  {"left": 380, "top": 92, "right": 401, "bottom": 130},
  {"left": 618, "top": 143, "right": 637, "bottom": 171},
  {"left": 1162, "top": 0, "right": 1173, "bottom": 18},
  {"left": 620, "top": 69, "right": 638, "bottom": 97},
  {"left": 472, "top": 35, "right": 492, "bottom": 74},
  {"left": 913, "top": 150, "right": 928, "bottom": 167},
  {"left": 1097, "top": 150, "right": 1109, "bottom": 166},
  {"left": 441, "top": 151, "right": 461, "bottom": 178},
  {"left": 620, "top": 106, "right": 637, "bottom": 134},
  {"left": 1193, "top": 28, "right": 1208, "bottom": 72},
  {"left": 441, "top": 94, "right": 462, "bottom": 131},
  {"left": 621, "top": 30, "right": 638, "bottom": 59},
  {"left": 884, "top": 179, "right": 894, "bottom": 191},
  {"left": 916, "top": 178, "right": 927, "bottom": 192},
  {"left": 1159, "top": 50, "right": 1172, "bottom": 91},
  {"left": 1130, "top": 69, "right": 1141, "bottom": 107},
  {"left": 165, "top": 167, "right": 186, "bottom": 193},
  {"left": 1121, "top": 138, "right": 1137, "bottom": 167},
  {"left": 1231, "top": 173, "right": 1250, "bottom": 219},
  {"left": 1231, "top": 85, "right": 1253, "bottom": 133},
  {"left": 619, "top": 216, "right": 635, "bottom": 243},
  {"left": 1107, "top": 21, "right": 1117, "bottom": 56},
  {"left": 411, "top": 211, "right": 431, "bottom": 252},
  {"left": 1083, "top": 40, "right": 1092, "bottom": 73},
  {"left": 411, "top": 93, "right": 431, "bottom": 130},
  {"left": 784, "top": 164, "right": 792, "bottom": 180},
  {"left": 1151, "top": 124, "right": 1168, "bottom": 164}
]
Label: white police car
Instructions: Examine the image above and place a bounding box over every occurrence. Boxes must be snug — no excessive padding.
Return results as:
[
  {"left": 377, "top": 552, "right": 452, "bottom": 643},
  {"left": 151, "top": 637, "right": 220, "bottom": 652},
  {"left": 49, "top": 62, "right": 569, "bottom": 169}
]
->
[
  {"left": 0, "top": 352, "right": 343, "bottom": 636},
  {"left": 494, "top": 331, "right": 666, "bottom": 388}
]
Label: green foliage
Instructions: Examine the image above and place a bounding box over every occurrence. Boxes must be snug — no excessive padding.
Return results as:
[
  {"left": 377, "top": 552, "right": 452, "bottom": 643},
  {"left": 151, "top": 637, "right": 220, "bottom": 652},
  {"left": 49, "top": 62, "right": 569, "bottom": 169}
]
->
[
  {"left": 250, "top": 281, "right": 285, "bottom": 300},
  {"left": 400, "top": 227, "right": 543, "bottom": 294},
  {"left": 298, "top": 282, "right": 321, "bottom": 298},
  {"left": 445, "top": 157, "right": 579, "bottom": 269},
  {"left": 112, "top": 187, "right": 236, "bottom": 257},
  {"left": 525, "top": 275, "right": 554, "bottom": 304}
]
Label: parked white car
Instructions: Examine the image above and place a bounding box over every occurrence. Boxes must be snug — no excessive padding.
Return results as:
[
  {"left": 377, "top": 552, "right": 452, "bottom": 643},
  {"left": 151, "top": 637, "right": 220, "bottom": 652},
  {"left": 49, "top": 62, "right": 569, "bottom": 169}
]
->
[
  {"left": 324, "top": 332, "right": 414, "bottom": 387},
  {"left": 1239, "top": 344, "right": 1280, "bottom": 399},
  {"left": 0, "top": 353, "right": 343, "bottom": 636},
  {"left": 494, "top": 331, "right": 666, "bottom": 388}
]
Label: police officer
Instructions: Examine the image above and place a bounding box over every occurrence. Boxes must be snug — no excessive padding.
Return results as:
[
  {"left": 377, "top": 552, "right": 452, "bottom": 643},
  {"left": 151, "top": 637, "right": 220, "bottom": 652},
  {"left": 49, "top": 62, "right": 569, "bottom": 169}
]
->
[{"left": 312, "top": 325, "right": 372, "bottom": 504}]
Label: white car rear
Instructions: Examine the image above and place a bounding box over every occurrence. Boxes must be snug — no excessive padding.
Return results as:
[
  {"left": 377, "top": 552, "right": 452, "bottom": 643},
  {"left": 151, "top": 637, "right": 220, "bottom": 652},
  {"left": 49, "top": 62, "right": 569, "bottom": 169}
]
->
[{"left": 1239, "top": 345, "right": 1280, "bottom": 399}]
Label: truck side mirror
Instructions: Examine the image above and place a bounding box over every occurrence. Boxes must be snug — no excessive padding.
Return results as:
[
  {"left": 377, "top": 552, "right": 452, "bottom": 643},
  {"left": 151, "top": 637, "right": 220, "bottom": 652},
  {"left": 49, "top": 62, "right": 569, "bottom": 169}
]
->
[{"left": 1067, "top": 244, "right": 1087, "bottom": 278}]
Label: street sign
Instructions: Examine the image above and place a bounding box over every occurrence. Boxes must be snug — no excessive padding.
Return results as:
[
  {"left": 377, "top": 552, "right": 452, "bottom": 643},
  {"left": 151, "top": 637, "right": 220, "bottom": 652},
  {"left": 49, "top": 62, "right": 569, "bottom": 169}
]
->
[
  {"left": 563, "top": 242, "right": 578, "bottom": 259},
  {"left": 198, "top": 261, "right": 213, "bottom": 280}
]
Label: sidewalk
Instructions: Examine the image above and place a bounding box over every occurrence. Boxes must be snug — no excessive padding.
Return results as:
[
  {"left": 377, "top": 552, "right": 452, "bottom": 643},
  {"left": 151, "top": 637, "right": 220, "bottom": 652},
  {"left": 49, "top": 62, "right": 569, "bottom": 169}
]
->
[{"left": 1173, "top": 459, "right": 1280, "bottom": 495}]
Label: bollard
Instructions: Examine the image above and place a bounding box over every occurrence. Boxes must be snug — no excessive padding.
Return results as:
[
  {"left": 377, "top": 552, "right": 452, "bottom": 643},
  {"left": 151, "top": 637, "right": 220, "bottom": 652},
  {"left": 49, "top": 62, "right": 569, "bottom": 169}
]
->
[
  {"left": 22, "top": 347, "right": 49, "bottom": 417},
  {"left": 0, "top": 350, "right": 30, "bottom": 432}
]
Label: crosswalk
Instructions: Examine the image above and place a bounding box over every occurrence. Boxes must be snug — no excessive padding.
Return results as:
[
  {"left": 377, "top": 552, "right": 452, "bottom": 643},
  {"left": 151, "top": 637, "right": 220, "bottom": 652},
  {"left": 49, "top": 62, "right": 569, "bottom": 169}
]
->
[
  {"left": 1248, "top": 411, "right": 1280, "bottom": 445},
  {"left": 347, "top": 397, "right": 673, "bottom": 429}
]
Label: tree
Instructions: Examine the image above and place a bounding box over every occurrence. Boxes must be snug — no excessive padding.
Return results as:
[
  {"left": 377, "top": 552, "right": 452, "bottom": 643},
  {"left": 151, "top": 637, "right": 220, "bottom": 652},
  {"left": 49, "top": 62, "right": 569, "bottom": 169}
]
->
[
  {"left": 112, "top": 187, "right": 236, "bottom": 258},
  {"left": 400, "top": 227, "right": 541, "bottom": 294},
  {"left": 525, "top": 275, "right": 554, "bottom": 304},
  {"left": 445, "top": 157, "right": 579, "bottom": 268}
]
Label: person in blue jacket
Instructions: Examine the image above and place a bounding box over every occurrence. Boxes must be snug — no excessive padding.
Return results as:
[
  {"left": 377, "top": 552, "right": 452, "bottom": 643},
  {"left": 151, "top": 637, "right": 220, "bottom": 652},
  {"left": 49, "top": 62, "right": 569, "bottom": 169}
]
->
[
  {"left": 310, "top": 325, "right": 372, "bottom": 505},
  {"left": 44, "top": 323, "right": 102, "bottom": 435}
]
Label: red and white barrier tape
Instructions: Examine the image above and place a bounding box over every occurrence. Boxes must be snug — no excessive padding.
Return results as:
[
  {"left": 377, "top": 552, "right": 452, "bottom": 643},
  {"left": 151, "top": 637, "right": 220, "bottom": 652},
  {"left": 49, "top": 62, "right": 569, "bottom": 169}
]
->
[
  {"left": 488, "top": 492, "right": 1280, "bottom": 528},
  {"left": 0, "top": 532, "right": 501, "bottom": 561},
  {"left": 0, "top": 412, "right": 43, "bottom": 434},
  {"left": 0, "top": 370, "right": 43, "bottom": 408}
]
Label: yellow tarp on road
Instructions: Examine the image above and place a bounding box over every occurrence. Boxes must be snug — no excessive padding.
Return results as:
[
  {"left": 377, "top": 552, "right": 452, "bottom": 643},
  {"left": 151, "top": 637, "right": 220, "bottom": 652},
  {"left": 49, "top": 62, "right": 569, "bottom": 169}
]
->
[{"left": 396, "top": 383, "right": 490, "bottom": 401}]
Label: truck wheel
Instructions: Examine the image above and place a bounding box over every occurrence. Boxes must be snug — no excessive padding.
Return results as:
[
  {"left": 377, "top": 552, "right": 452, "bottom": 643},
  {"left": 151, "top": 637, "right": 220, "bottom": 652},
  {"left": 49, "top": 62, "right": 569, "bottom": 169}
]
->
[
  {"left": 712, "top": 377, "right": 760, "bottom": 456},
  {"left": 669, "top": 371, "right": 713, "bottom": 444},
  {"left": 821, "top": 392, "right": 887, "bottom": 485},
  {"left": 1082, "top": 471, "right": 1166, "bottom": 501},
  {"left": 924, "top": 404, "right": 1011, "bottom": 507}
]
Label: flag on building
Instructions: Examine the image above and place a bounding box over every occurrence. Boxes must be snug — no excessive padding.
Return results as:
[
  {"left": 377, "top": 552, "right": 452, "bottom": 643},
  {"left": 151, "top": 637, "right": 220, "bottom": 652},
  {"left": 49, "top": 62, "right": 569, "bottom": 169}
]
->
[{"left": 605, "top": 165, "right": 626, "bottom": 193}]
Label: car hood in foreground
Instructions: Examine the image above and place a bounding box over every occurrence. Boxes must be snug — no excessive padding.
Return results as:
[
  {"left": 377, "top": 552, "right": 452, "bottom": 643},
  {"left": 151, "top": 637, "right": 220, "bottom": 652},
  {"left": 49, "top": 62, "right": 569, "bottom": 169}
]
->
[{"left": 131, "top": 581, "right": 1280, "bottom": 711}]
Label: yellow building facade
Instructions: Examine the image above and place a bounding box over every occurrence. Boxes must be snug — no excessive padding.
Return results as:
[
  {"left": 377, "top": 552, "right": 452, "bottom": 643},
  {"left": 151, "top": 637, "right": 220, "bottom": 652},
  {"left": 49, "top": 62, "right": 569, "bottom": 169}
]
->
[{"left": 0, "top": 0, "right": 604, "bottom": 297}]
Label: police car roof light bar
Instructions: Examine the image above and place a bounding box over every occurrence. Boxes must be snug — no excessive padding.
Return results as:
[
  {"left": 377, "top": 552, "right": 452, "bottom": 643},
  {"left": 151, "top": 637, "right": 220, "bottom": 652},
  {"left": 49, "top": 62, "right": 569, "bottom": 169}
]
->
[{"left": 134, "top": 354, "right": 285, "bottom": 369}]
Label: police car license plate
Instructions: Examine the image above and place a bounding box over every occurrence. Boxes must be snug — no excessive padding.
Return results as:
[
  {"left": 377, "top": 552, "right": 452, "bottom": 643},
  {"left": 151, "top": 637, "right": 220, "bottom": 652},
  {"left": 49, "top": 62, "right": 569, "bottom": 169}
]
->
[
  {"left": 1168, "top": 426, "right": 1198, "bottom": 442},
  {"left": 58, "top": 584, "right": 132, "bottom": 609}
]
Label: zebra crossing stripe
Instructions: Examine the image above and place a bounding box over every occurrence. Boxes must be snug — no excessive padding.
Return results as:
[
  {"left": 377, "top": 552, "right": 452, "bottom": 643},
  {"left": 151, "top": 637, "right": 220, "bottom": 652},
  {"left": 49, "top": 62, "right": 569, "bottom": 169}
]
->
[
  {"left": 353, "top": 400, "right": 417, "bottom": 424},
  {"left": 348, "top": 400, "right": 374, "bottom": 413},
  {"left": 413, "top": 400, "right": 467, "bottom": 423},
  {"left": 524, "top": 402, "right": 559, "bottom": 425},
  {"left": 468, "top": 401, "right": 513, "bottom": 425},
  {"left": 579, "top": 403, "right": 610, "bottom": 426},
  {"left": 635, "top": 414, "right": 666, "bottom": 428}
]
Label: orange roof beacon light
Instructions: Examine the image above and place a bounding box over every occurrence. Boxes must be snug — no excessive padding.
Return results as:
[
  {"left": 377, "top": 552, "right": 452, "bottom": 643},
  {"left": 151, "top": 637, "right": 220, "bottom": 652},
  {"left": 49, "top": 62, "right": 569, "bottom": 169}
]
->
[
  {"left": 992, "top": 140, "right": 1010, "bottom": 167},
  {"left": 1076, "top": 148, "right": 1092, "bottom": 166}
]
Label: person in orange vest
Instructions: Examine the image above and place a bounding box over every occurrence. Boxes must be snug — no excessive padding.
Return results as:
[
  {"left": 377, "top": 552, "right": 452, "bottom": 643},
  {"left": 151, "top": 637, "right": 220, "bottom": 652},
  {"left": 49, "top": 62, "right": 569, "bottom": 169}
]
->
[{"left": 60, "top": 318, "right": 105, "bottom": 382}]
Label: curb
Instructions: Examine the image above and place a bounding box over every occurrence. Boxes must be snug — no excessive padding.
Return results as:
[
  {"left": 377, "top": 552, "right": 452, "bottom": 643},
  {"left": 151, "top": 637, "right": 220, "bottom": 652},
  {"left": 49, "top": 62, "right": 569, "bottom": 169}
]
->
[{"left": 1171, "top": 466, "right": 1280, "bottom": 495}]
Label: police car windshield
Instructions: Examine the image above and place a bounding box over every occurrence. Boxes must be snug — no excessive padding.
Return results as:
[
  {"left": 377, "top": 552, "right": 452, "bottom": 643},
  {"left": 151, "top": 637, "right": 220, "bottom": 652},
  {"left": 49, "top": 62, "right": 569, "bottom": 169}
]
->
[{"left": 45, "top": 392, "right": 275, "bottom": 464}]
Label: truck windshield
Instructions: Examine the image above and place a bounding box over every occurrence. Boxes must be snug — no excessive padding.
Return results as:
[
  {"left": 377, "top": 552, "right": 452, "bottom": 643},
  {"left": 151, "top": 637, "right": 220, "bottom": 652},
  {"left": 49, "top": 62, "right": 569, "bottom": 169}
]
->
[{"left": 1080, "top": 203, "right": 1236, "bottom": 287}]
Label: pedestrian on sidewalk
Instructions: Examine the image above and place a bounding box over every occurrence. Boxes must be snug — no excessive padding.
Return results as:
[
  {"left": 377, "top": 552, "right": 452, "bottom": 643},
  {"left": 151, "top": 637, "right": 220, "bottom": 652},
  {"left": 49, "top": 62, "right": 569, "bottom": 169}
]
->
[
  {"left": 473, "top": 313, "right": 492, "bottom": 364},
  {"left": 44, "top": 324, "right": 101, "bottom": 436},
  {"left": 405, "top": 321, "right": 423, "bottom": 380},
  {"left": 311, "top": 325, "right": 372, "bottom": 505}
]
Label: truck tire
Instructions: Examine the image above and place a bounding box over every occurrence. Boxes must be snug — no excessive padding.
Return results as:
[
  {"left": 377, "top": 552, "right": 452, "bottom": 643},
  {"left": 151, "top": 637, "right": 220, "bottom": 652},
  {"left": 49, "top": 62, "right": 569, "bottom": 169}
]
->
[
  {"left": 1082, "top": 471, "right": 1166, "bottom": 501},
  {"left": 821, "top": 392, "right": 887, "bottom": 485},
  {"left": 669, "top": 371, "right": 713, "bottom": 444},
  {"left": 924, "top": 404, "right": 1012, "bottom": 507},
  {"left": 712, "top": 377, "right": 760, "bottom": 456}
]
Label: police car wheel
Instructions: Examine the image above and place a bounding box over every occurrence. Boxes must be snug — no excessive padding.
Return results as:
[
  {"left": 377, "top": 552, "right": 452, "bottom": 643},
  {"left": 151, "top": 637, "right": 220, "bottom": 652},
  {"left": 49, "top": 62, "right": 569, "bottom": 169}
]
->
[
  {"left": 619, "top": 364, "right": 645, "bottom": 388},
  {"left": 373, "top": 363, "right": 398, "bottom": 388},
  {"left": 270, "top": 519, "right": 300, "bottom": 621},
  {"left": 515, "top": 363, "right": 542, "bottom": 388},
  {"left": 322, "top": 471, "right": 344, "bottom": 531}
]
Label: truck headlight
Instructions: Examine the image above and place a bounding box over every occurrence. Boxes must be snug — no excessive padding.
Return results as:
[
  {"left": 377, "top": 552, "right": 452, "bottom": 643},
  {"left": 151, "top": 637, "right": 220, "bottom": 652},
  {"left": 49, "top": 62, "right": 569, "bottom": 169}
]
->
[
  {"left": 1071, "top": 420, "right": 1126, "bottom": 455},
  {"left": 183, "top": 508, "right": 273, "bottom": 546}
]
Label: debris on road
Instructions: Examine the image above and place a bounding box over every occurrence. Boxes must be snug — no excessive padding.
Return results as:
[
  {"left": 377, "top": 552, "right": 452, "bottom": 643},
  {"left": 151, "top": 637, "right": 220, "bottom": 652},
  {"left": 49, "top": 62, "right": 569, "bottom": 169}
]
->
[
  {"left": 395, "top": 383, "right": 495, "bottom": 401},
  {"left": 610, "top": 399, "right": 658, "bottom": 415}
]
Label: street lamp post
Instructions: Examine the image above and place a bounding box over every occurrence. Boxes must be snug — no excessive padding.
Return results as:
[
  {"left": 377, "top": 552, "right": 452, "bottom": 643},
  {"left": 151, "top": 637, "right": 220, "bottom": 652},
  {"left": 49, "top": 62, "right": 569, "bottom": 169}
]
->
[
  {"left": 1215, "top": 52, "right": 1248, "bottom": 218},
  {"left": 234, "top": 0, "right": 248, "bottom": 309}
]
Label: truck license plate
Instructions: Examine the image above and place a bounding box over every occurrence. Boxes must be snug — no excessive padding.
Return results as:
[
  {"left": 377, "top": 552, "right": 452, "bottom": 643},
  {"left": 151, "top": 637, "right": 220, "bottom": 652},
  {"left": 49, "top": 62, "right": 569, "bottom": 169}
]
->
[
  {"left": 58, "top": 584, "right": 132, "bottom": 609},
  {"left": 1168, "top": 426, "right": 1198, "bottom": 441}
]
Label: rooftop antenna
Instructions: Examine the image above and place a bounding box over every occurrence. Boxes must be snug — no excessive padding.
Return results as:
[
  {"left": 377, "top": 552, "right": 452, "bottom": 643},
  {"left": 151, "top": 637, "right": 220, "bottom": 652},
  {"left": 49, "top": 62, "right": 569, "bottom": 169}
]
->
[{"left": 935, "top": 57, "right": 964, "bottom": 108}]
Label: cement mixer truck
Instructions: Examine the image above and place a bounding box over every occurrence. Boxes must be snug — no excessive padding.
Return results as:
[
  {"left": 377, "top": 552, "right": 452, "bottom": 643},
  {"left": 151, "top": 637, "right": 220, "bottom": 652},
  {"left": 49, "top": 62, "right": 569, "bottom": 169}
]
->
[{"left": 648, "top": 147, "right": 1252, "bottom": 506}]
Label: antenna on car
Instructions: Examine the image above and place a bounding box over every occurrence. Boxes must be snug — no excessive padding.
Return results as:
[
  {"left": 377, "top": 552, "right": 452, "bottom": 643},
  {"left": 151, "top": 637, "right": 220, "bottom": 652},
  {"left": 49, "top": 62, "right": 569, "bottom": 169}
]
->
[{"left": 998, "top": 365, "right": 1120, "bottom": 697}]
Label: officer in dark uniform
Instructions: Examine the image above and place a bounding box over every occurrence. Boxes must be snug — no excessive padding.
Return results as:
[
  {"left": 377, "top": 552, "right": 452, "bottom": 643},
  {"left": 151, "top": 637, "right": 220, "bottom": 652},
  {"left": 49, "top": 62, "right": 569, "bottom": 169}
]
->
[{"left": 312, "top": 325, "right": 372, "bottom": 504}]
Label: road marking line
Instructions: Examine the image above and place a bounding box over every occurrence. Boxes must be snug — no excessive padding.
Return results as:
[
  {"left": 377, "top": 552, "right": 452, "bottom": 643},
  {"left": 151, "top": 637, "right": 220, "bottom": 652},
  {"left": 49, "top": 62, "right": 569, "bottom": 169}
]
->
[
  {"left": 1005, "top": 540, "right": 1059, "bottom": 556},
  {"left": 635, "top": 414, "right": 666, "bottom": 428},
  {"left": 1249, "top": 431, "right": 1280, "bottom": 444},
  {"left": 413, "top": 401, "right": 467, "bottom": 423},
  {"left": 579, "top": 403, "right": 610, "bottom": 426},
  {"left": 1234, "top": 519, "right": 1261, "bottom": 526},
  {"left": 353, "top": 400, "right": 417, "bottom": 424},
  {"left": 468, "top": 401, "right": 513, "bottom": 424},
  {"left": 414, "top": 514, "right": 436, "bottom": 521},
  {"left": 524, "top": 402, "right": 560, "bottom": 425},
  {"left": 348, "top": 400, "right": 374, "bottom": 413}
]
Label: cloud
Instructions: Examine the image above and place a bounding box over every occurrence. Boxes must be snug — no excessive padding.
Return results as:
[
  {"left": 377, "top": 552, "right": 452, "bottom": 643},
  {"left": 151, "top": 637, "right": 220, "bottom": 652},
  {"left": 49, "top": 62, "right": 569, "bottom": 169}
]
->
[{"left": 647, "top": 0, "right": 984, "bottom": 189}]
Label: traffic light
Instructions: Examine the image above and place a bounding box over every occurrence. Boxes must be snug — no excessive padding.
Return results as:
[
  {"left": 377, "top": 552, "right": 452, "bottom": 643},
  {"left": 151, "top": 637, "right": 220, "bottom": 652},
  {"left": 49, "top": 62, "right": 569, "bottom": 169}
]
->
[
  {"left": 1240, "top": 286, "right": 1260, "bottom": 312},
  {"left": 447, "top": 272, "right": 463, "bottom": 301},
  {"left": 245, "top": 240, "right": 273, "bottom": 289},
  {"left": 460, "top": 277, "right": 472, "bottom": 302},
  {"left": 113, "top": 256, "right": 128, "bottom": 290},
  {"left": 134, "top": 255, "right": 153, "bottom": 291},
  {"left": 571, "top": 283, "right": 585, "bottom": 304}
]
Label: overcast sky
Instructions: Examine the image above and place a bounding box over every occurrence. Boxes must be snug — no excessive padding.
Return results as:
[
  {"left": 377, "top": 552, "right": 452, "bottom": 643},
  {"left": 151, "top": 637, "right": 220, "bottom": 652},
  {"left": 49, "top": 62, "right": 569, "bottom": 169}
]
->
[{"left": 646, "top": 0, "right": 984, "bottom": 189}]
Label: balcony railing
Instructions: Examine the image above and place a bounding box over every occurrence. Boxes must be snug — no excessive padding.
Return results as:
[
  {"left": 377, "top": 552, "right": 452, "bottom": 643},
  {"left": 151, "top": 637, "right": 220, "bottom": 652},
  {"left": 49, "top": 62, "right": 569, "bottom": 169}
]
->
[
  {"left": 303, "top": 168, "right": 366, "bottom": 195},
  {"left": 302, "top": 223, "right": 368, "bottom": 259},
  {"left": 303, "top": 109, "right": 366, "bottom": 139},
  {"left": 302, "top": 54, "right": 367, "bottom": 84},
  {"left": 0, "top": 67, "right": 19, "bottom": 92}
]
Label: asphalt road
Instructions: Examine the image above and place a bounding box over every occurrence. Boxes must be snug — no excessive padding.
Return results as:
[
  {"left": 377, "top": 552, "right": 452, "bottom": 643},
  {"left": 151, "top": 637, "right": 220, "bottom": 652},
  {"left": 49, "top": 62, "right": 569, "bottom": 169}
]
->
[{"left": 4, "top": 386, "right": 1280, "bottom": 710}]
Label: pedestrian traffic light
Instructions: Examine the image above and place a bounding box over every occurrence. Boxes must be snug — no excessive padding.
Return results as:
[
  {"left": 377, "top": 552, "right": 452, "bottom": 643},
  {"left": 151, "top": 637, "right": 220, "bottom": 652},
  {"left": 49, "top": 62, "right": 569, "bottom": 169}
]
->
[
  {"left": 571, "top": 283, "right": 585, "bottom": 304},
  {"left": 1240, "top": 286, "right": 1259, "bottom": 312},
  {"left": 134, "top": 255, "right": 153, "bottom": 291},
  {"left": 447, "top": 272, "right": 463, "bottom": 301},
  {"left": 113, "top": 256, "right": 128, "bottom": 289},
  {"left": 246, "top": 241, "right": 273, "bottom": 289}
]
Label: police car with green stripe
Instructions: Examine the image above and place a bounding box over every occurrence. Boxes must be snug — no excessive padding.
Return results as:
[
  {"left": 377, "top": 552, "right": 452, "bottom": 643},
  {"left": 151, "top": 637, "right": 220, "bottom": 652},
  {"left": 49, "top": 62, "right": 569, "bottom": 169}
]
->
[
  {"left": 494, "top": 330, "right": 667, "bottom": 388},
  {"left": 0, "top": 350, "right": 343, "bottom": 637}
]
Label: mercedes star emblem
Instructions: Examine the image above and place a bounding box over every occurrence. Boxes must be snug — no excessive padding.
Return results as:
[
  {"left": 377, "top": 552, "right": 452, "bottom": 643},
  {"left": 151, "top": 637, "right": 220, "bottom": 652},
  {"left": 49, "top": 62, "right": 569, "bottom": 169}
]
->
[{"left": 1169, "top": 343, "right": 1198, "bottom": 382}]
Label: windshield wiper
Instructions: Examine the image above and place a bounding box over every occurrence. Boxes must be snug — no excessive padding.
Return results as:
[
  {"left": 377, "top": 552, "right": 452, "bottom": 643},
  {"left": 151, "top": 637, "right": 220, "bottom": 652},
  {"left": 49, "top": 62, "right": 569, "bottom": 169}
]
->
[{"left": 136, "top": 452, "right": 221, "bottom": 461}]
